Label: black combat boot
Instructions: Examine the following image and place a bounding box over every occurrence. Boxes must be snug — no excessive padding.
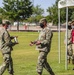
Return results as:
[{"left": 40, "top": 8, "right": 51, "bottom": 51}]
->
[
  {"left": 50, "top": 71, "right": 55, "bottom": 75},
  {"left": 9, "top": 70, "right": 14, "bottom": 75},
  {"left": 37, "top": 72, "right": 42, "bottom": 75}
]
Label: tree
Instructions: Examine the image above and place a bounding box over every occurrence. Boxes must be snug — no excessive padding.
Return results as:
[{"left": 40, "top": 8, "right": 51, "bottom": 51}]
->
[
  {"left": 47, "top": 5, "right": 58, "bottom": 25},
  {"left": 32, "top": 5, "right": 44, "bottom": 16},
  {"left": 71, "top": 12, "right": 74, "bottom": 20},
  {"left": 0, "top": 0, "right": 33, "bottom": 31},
  {"left": 28, "top": 5, "right": 44, "bottom": 23},
  {"left": 47, "top": 0, "right": 74, "bottom": 25},
  {"left": 27, "top": 5, "right": 44, "bottom": 24}
]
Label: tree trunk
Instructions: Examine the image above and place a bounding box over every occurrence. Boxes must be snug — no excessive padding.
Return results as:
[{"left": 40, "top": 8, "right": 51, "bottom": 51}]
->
[{"left": 17, "top": 21, "right": 19, "bottom": 31}]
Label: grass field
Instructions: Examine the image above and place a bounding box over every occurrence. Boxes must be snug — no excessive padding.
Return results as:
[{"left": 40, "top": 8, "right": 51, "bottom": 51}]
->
[{"left": 0, "top": 31, "right": 74, "bottom": 75}]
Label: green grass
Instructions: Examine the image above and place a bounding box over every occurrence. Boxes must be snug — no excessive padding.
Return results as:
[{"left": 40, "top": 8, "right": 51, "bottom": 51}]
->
[{"left": 0, "top": 31, "right": 74, "bottom": 75}]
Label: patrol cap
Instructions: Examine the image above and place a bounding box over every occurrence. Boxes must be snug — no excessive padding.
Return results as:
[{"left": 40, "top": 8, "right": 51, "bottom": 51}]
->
[
  {"left": 71, "top": 20, "right": 74, "bottom": 25},
  {"left": 39, "top": 18, "right": 47, "bottom": 24},
  {"left": 68, "top": 21, "right": 71, "bottom": 24},
  {"left": 2, "top": 21, "right": 11, "bottom": 26}
]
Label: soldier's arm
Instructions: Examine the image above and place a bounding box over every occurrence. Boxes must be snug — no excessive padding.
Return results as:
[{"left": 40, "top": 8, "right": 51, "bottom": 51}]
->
[
  {"left": 10, "top": 36, "right": 15, "bottom": 39},
  {"left": 30, "top": 37, "right": 39, "bottom": 46},
  {"left": 40, "top": 30, "right": 53, "bottom": 45},
  {"left": 3, "top": 32, "right": 17, "bottom": 46},
  {"left": 10, "top": 36, "right": 18, "bottom": 40}
]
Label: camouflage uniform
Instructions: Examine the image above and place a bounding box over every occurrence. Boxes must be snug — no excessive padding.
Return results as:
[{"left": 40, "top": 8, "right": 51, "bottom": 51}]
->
[
  {"left": 64, "top": 26, "right": 73, "bottom": 63},
  {"left": 0, "top": 27, "right": 15, "bottom": 75},
  {"left": 72, "top": 43, "right": 74, "bottom": 64},
  {"left": 36, "top": 26, "right": 55, "bottom": 75},
  {"left": 67, "top": 29, "right": 73, "bottom": 62}
]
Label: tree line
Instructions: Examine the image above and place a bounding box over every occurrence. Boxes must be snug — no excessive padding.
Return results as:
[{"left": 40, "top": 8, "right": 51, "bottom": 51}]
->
[{"left": 0, "top": 0, "right": 74, "bottom": 27}]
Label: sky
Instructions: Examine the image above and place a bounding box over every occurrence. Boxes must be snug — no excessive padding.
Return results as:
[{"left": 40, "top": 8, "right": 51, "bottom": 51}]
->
[
  {"left": 34, "top": 0, "right": 56, "bottom": 16},
  {"left": 0, "top": 0, "right": 56, "bottom": 16}
]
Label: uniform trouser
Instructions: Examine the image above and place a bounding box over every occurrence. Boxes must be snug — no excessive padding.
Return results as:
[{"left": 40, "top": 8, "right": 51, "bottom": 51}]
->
[
  {"left": 67, "top": 44, "right": 73, "bottom": 60},
  {"left": 37, "top": 51, "right": 55, "bottom": 75},
  {"left": 72, "top": 44, "right": 74, "bottom": 64},
  {"left": 0, "top": 53, "right": 14, "bottom": 75},
  {"left": 72, "top": 44, "right": 74, "bottom": 55}
]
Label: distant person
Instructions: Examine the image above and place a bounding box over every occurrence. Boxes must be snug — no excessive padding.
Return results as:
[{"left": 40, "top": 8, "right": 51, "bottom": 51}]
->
[
  {"left": 0, "top": 21, "right": 18, "bottom": 75},
  {"left": 30, "top": 18, "right": 55, "bottom": 75},
  {"left": 24, "top": 25, "right": 27, "bottom": 30}
]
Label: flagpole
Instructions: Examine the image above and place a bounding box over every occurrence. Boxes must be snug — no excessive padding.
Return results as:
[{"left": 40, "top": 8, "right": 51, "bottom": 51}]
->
[
  {"left": 58, "top": 9, "right": 61, "bottom": 63},
  {"left": 65, "top": 6, "right": 68, "bottom": 70}
]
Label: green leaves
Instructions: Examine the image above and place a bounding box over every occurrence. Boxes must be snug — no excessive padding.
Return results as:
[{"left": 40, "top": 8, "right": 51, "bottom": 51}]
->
[
  {"left": 1, "top": 0, "right": 33, "bottom": 21},
  {"left": 47, "top": 0, "right": 74, "bottom": 25}
]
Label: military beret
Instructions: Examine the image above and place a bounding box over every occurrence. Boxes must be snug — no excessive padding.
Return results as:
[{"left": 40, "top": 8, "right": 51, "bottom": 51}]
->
[{"left": 39, "top": 18, "right": 47, "bottom": 23}]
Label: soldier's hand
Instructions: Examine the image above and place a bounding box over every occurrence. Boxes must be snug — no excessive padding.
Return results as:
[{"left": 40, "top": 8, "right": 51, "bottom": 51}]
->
[
  {"left": 29, "top": 43, "right": 34, "bottom": 46},
  {"left": 14, "top": 36, "right": 18, "bottom": 38},
  {"left": 14, "top": 42, "right": 19, "bottom": 45},
  {"left": 29, "top": 41, "right": 34, "bottom": 46},
  {"left": 35, "top": 41, "right": 41, "bottom": 45}
]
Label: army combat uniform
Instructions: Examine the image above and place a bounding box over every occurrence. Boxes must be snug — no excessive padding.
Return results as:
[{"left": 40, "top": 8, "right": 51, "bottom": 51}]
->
[
  {"left": 67, "top": 29, "right": 73, "bottom": 63},
  {"left": 36, "top": 27, "right": 55, "bottom": 75},
  {"left": 0, "top": 27, "right": 15, "bottom": 75},
  {"left": 64, "top": 25, "right": 73, "bottom": 63}
]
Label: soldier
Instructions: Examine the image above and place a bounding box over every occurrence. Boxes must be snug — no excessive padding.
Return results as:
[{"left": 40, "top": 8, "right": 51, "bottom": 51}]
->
[
  {"left": 71, "top": 21, "right": 74, "bottom": 68},
  {"left": 64, "top": 22, "right": 73, "bottom": 63},
  {"left": 30, "top": 18, "right": 55, "bottom": 75},
  {"left": 0, "top": 21, "right": 18, "bottom": 75}
]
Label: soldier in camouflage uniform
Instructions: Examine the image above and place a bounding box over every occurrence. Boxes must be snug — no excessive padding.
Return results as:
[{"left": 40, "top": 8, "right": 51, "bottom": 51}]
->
[
  {"left": 0, "top": 21, "right": 18, "bottom": 75},
  {"left": 30, "top": 18, "right": 55, "bottom": 75},
  {"left": 71, "top": 21, "right": 74, "bottom": 67},
  {"left": 65, "top": 24, "right": 73, "bottom": 63}
]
